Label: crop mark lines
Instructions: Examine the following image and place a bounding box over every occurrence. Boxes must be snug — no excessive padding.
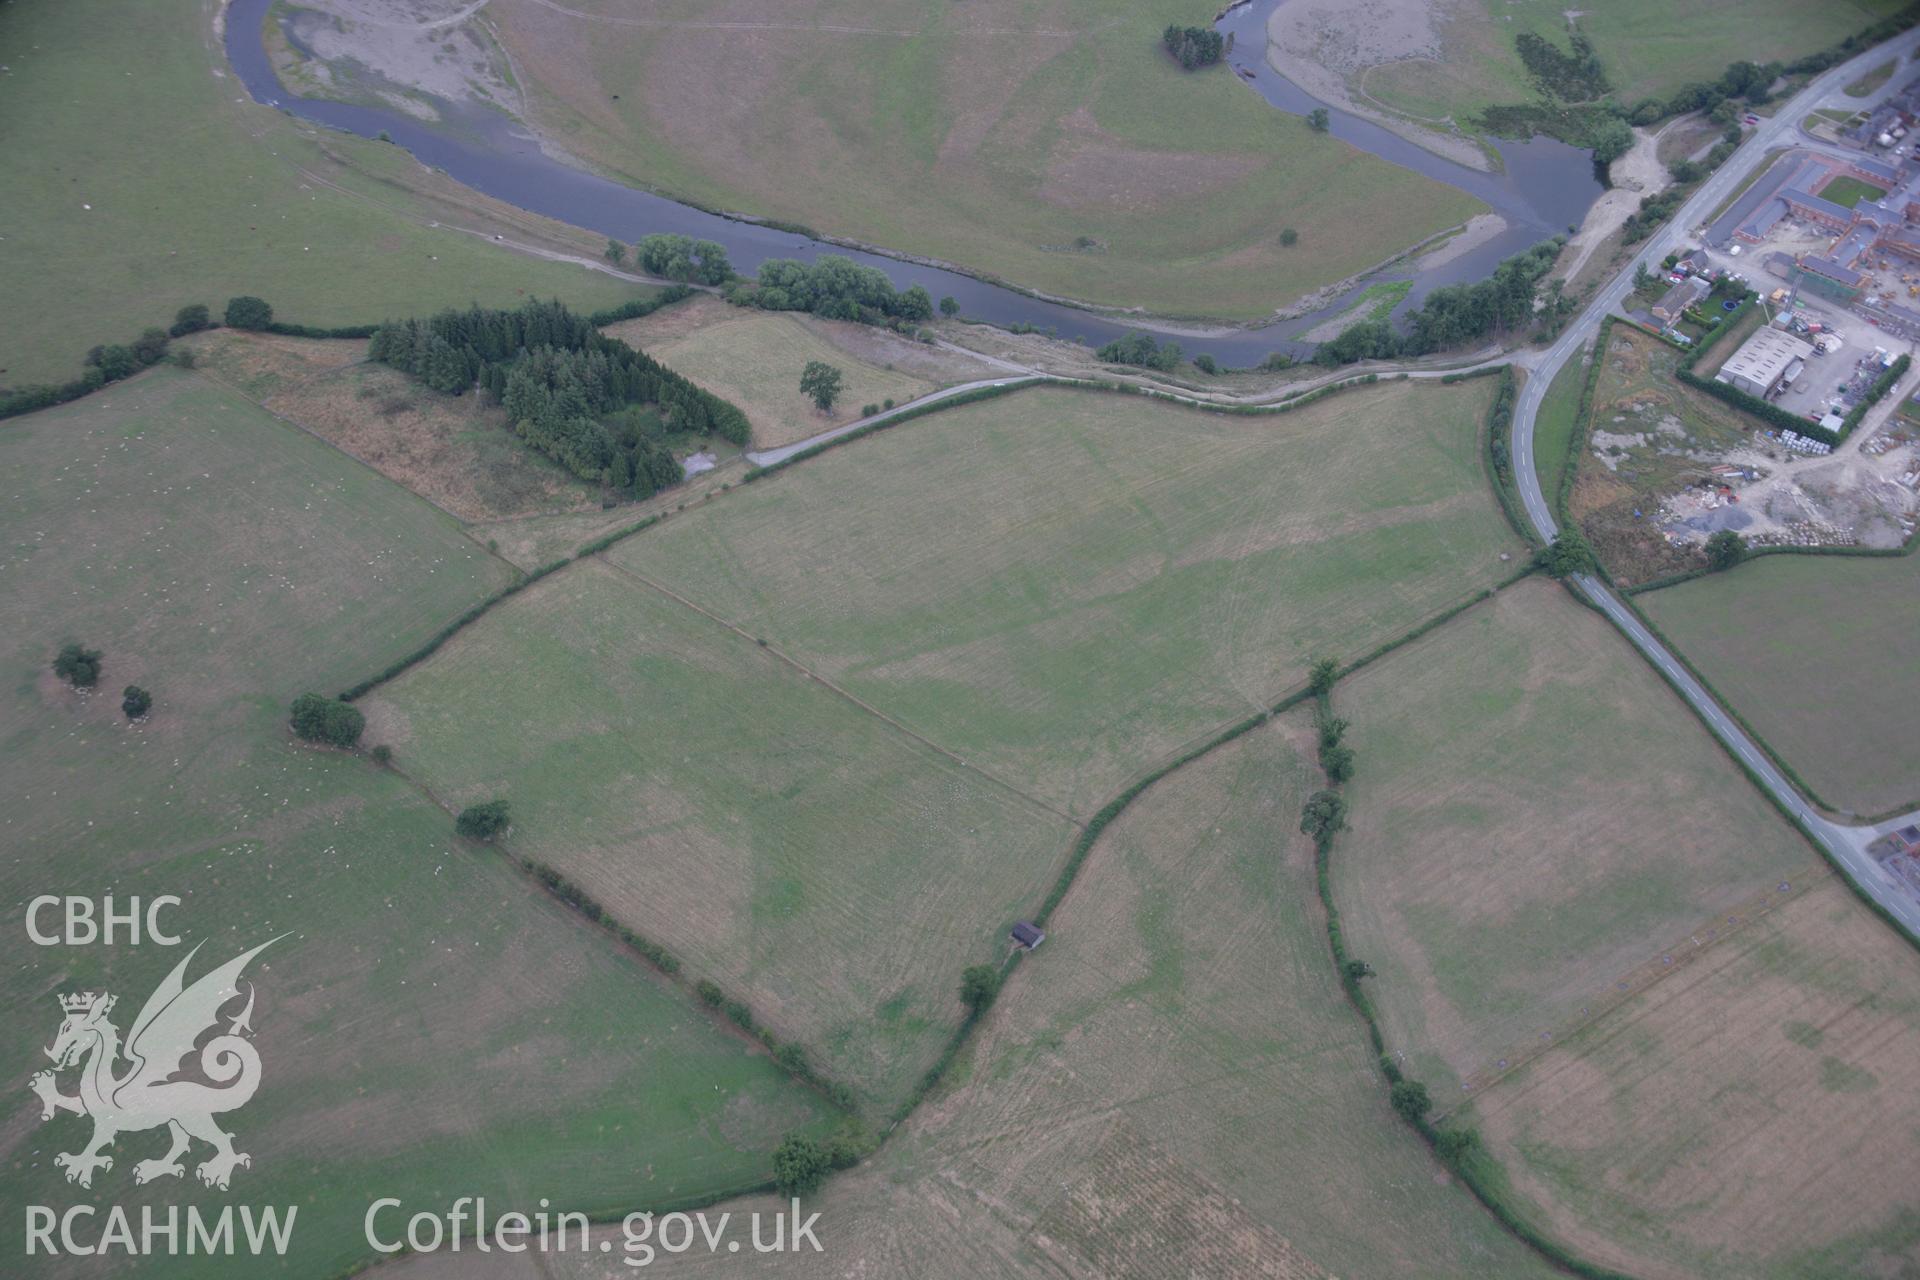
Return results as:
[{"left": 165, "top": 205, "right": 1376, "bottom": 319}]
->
[{"left": 592, "top": 552, "right": 1081, "bottom": 827}]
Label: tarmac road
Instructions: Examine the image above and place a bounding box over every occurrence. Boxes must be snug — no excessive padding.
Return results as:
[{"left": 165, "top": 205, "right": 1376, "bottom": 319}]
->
[{"left": 1509, "top": 31, "right": 1920, "bottom": 938}]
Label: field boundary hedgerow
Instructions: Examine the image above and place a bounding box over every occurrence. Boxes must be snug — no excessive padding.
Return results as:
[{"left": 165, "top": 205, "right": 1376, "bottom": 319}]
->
[
  {"left": 1304, "top": 680, "right": 1634, "bottom": 1280},
  {"left": 376, "top": 760, "right": 866, "bottom": 1127}
]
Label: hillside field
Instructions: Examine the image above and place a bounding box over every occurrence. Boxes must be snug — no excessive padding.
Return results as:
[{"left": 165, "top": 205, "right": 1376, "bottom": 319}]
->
[
  {"left": 0, "top": 0, "right": 643, "bottom": 388},
  {"left": 612, "top": 380, "right": 1528, "bottom": 817},
  {"left": 479, "top": 0, "right": 1481, "bottom": 319},
  {"left": 384, "top": 711, "right": 1563, "bottom": 1280},
  {"left": 0, "top": 370, "right": 835, "bottom": 1276},
  {"left": 606, "top": 294, "right": 993, "bottom": 449},
  {"left": 1466, "top": 876, "right": 1920, "bottom": 1280},
  {"left": 1640, "top": 549, "right": 1920, "bottom": 817},
  {"left": 1349, "top": 0, "right": 1906, "bottom": 133},
  {"left": 1330, "top": 578, "right": 1812, "bottom": 1095},
  {"left": 367, "top": 559, "right": 1079, "bottom": 1114}
]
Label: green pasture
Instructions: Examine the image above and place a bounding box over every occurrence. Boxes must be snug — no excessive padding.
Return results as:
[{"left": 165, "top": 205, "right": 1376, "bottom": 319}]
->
[
  {"left": 368, "top": 559, "right": 1078, "bottom": 1115},
  {"left": 0, "top": 0, "right": 641, "bottom": 388},
  {"left": 1640, "top": 549, "right": 1920, "bottom": 816},
  {"left": 487, "top": 0, "right": 1479, "bottom": 319},
  {"left": 0, "top": 370, "right": 832, "bottom": 1276},
  {"left": 612, "top": 381, "right": 1525, "bottom": 816}
]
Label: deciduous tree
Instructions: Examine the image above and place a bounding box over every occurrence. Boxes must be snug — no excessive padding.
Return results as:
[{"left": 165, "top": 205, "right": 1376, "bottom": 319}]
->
[{"left": 800, "top": 360, "right": 843, "bottom": 411}]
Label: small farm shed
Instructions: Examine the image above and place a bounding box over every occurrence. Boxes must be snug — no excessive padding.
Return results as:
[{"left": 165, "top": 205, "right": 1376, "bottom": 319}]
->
[{"left": 1010, "top": 921, "right": 1045, "bottom": 951}]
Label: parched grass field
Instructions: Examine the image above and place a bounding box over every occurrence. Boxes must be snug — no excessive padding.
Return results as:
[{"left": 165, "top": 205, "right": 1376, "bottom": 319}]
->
[
  {"left": 612, "top": 380, "right": 1527, "bottom": 817},
  {"left": 367, "top": 559, "right": 1079, "bottom": 1114},
  {"left": 1640, "top": 550, "right": 1920, "bottom": 817},
  {"left": 192, "top": 329, "right": 613, "bottom": 520},
  {"left": 485, "top": 0, "right": 1481, "bottom": 319},
  {"left": 605, "top": 295, "right": 963, "bottom": 449},
  {"left": 0, "top": 370, "right": 834, "bottom": 1276},
  {"left": 388, "top": 711, "right": 1563, "bottom": 1280},
  {"left": 0, "top": 0, "right": 643, "bottom": 388},
  {"left": 1331, "top": 578, "right": 1812, "bottom": 1095},
  {"left": 1360, "top": 0, "right": 1905, "bottom": 133},
  {"left": 1465, "top": 876, "right": 1920, "bottom": 1280}
]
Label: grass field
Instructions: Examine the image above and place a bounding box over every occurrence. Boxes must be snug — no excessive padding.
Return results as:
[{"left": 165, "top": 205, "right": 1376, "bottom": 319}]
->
[
  {"left": 387, "top": 710, "right": 1563, "bottom": 1280},
  {"left": 1331, "top": 579, "right": 1812, "bottom": 1095},
  {"left": 1360, "top": 0, "right": 1905, "bottom": 133},
  {"left": 1846, "top": 57, "right": 1901, "bottom": 97},
  {"left": 0, "top": 369, "right": 834, "bottom": 1275},
  {"left": 1820, "top": 174, "right": 1891, "bottom": 208},
  {"left": 478, "top": 0, "right": 1481, "bottom": 320},
  {"left": 0, "top": 0, "right": 646, "bottom": 388},
  {"left": 1640, "top": 550, "right": 1920, "bottom": 816},
  {"left": 190, "top": 330, "right": 616, "bottom": 520},
  {"left": 1465, "top": 875, "right": 1920, "bottom": 1280},
  {"left": 367, "top": 559, "right": 1079, "bottom": 1114},
  {"left": 605, "top": 295, "right": 976, "bottom": 448},
  {"left": 611, "top": 380, "right": 1527, "bottom": 817},
  {"left": 1529, "top": 350, "right": 1587, "bottom": 506}
]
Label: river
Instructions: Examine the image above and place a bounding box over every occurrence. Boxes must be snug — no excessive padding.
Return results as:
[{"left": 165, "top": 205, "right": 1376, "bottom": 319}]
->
[{"left": 223, "top": 0, "right": 1602, "bottom": 363}]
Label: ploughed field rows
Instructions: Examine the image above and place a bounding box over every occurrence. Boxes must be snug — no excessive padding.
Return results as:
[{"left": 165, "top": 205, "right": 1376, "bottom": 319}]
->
[
  {"left": 1640, "top": 549, "right": 1920, "bottom": 818},
  {"left": 368, "top": 559, "right": 1080, "bottom": 1115},
  {"left": 483, "top": 0, "right": 1480, "bottom": 319},
  {"left": 0, "top": 370, "right": 832, "bottom": 1278},
  {"left": 1330, "top": 578, "right": 1811, "bottom": 1096},
  {"left": 379, "top": 713, "right": 1561, "bottom": 1280},
  {"left": 611, "top": 381, "right": 1527, "bottom": 818}
]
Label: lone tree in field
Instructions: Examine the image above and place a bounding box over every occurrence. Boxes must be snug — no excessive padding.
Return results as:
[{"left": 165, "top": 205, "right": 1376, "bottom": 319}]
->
[
  {"left": 604, "top": 239, "right": 626, "bottom": 267},
  {"left": 1306, "top": 107, "right": 1331, "bottom": 132},
  {"left": 1308, "top": 656, "right": 1340, "bottom": 697},
  {"left": 121, "top": 686, "right": 152, "bottom": 720},
  {"left": 939, "top": 295, "right": 960, "bottom": 318},
  {"left": 959, "top": 964, "right": 1001, "bottom": 1013},
  {"left": 288, "top": 692, "right": 365, "bottom": 748},
  {"left": 1705, "top": 529, "right": 1747, "bottom": 572},
  {"left": 799, "top": 360, "right": 844, "bottom": 412},
  {"left": 53, "top": 643, "right": 104, "bottom": 689},
  {"left": 1299, "top": 789, "right": 1347, "bottom": 840},
  {"left": 772, "top": 1133, "right": 830, "bottom": 1197},
  {"left": 224, "top": 296, "right": 273, "bottom": 331},
  {"left": 1279, "top": 227, "right": 1300, "bottom": 247},
  {"left": 455, "top": 799, "right": 512, "bottom": 842}
]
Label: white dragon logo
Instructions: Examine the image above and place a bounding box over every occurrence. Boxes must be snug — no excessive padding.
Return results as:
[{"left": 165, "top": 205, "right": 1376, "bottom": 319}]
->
[{"left": 30, "top": 939, "right": 279, "bottom": 1191}]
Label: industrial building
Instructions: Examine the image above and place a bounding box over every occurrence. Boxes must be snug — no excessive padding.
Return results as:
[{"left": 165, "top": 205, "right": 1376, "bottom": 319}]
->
[{"left": 1716, "top": 327, "right": 1815, "bottom": 398}]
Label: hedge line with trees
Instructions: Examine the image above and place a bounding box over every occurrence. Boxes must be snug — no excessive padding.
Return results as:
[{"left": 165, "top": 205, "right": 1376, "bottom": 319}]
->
[{"left": 722, "top": 254, "right": 934, "bottom": 328}]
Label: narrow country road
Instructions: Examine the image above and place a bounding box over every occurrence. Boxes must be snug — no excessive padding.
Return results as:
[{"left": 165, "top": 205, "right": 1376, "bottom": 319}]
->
[{"left": 1508, "top": 32, "right": 1920, "bottom": 938}]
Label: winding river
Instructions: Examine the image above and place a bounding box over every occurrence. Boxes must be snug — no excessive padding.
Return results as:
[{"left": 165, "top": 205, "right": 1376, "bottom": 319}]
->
[{"left": 223, "top": 0, "right": 1602, "bottom": 361}]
